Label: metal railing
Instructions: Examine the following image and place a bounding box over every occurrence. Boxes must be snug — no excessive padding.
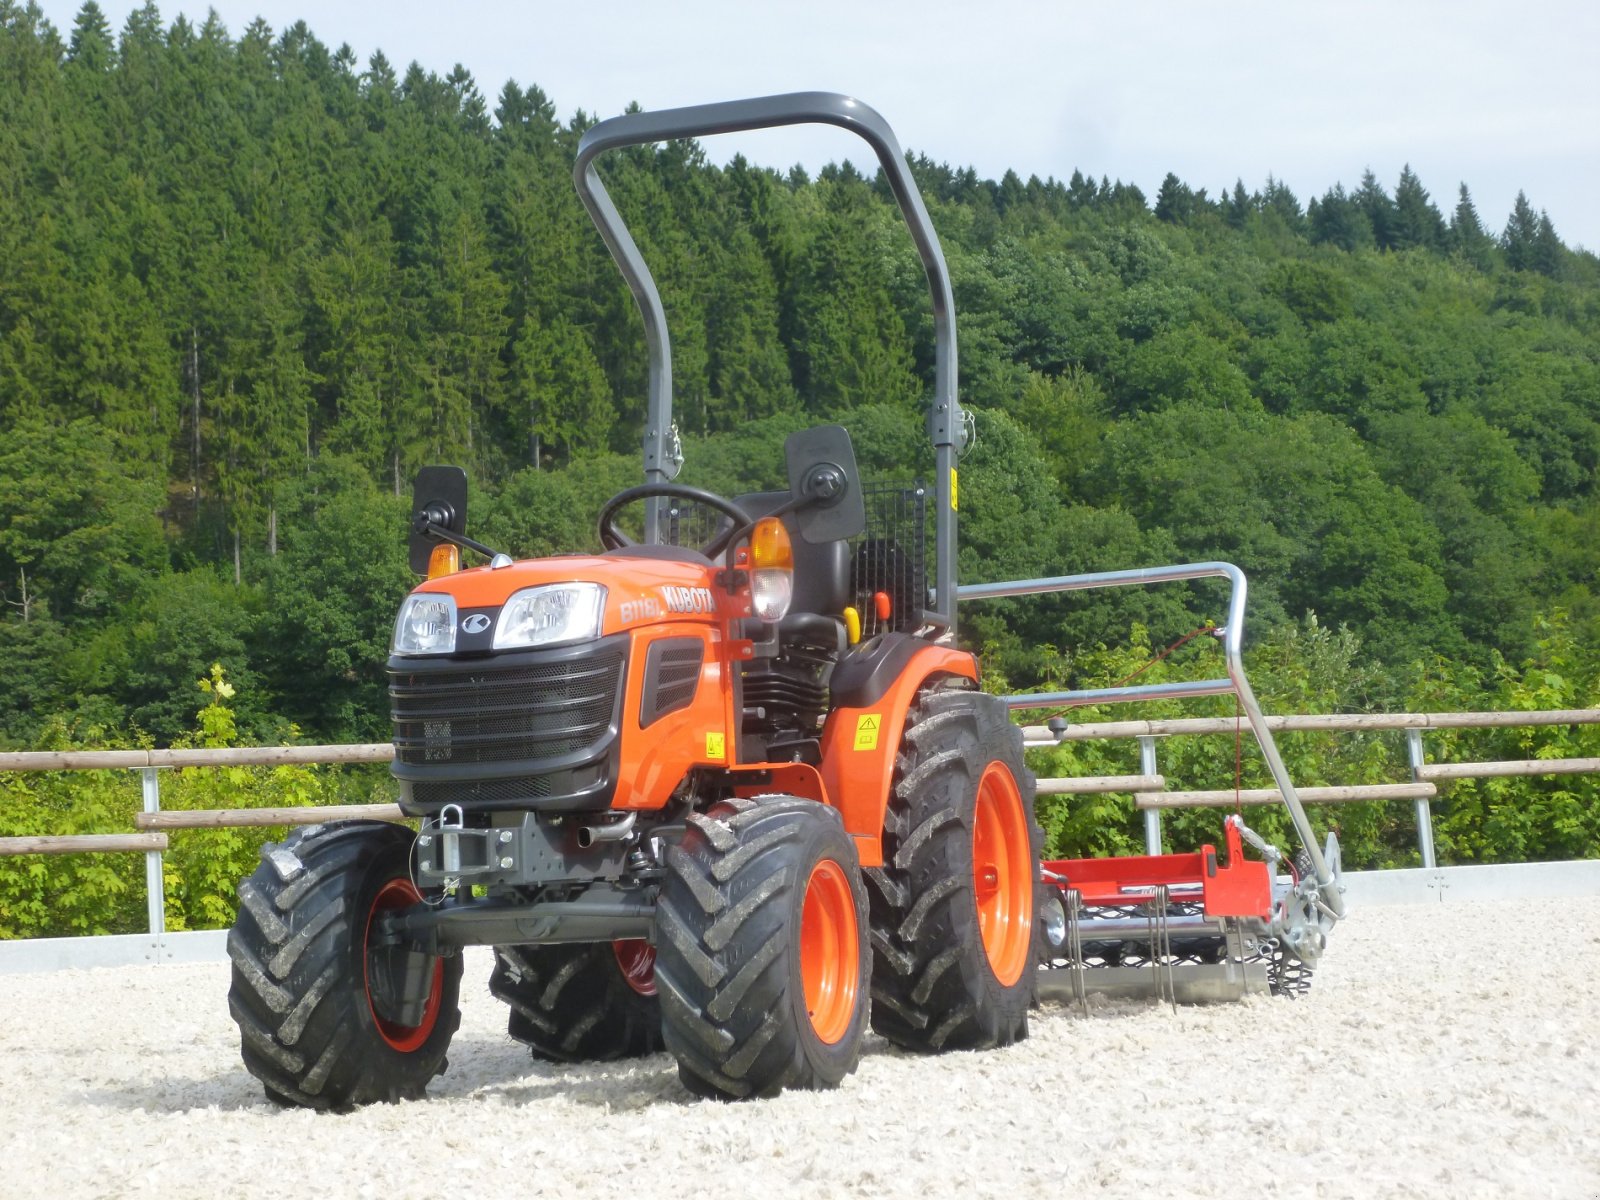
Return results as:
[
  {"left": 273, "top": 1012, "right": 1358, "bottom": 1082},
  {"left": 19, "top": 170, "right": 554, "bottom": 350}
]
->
[
  {"left": 3, "top": 711, "right": 1596, "bottom": 937},
  {"left": 3, "top": 562, "right": 1596, "bottom": 940},
  {"left": 1015, "top": 713, "right": 1600, "bottom": 868}
]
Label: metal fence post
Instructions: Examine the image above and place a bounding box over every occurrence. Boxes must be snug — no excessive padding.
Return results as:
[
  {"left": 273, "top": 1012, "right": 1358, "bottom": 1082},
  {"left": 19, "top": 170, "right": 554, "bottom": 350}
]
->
[
  {"left": 1139, "top": 736, "right": 1162, "bottom": 855},
  {"left": 140, "top": 767, "right": 166, "bottom": 938},
  {"left": 1406, "top": 729, "right": 1437, "bottom": 869}
]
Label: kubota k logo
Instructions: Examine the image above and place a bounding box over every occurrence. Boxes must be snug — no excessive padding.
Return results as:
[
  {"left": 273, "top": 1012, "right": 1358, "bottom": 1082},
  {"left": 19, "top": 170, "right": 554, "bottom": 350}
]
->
[{"left": 461, "top": 614, "right": 491, "bottom": 634}]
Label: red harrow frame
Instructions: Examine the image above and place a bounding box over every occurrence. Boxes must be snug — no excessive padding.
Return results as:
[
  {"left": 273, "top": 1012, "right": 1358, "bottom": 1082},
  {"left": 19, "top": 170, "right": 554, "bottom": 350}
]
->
[{"left": 961, "top": 562, "right": 1346, "bottom": 1005}]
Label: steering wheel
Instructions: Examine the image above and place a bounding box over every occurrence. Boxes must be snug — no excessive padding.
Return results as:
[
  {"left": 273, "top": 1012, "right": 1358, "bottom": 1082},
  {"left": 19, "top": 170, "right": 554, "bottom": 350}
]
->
[{"left": 596, "top": 483, "right": 755, "bottom": 558}]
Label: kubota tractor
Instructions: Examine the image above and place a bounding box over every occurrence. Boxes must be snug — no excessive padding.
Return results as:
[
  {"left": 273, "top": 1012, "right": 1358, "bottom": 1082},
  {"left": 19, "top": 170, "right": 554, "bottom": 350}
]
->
[
  {"left": 226, "top": 91, "right": 1349, "bottom": 1108},
  {"left": 226, "top": 93, "right": 1044, "bottom": 1106}
]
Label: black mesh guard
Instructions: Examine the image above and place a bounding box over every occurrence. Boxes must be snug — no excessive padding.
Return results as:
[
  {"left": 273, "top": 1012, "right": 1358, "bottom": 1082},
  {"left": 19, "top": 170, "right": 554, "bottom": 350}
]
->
[{"left": 851, "top": 482, "right": 930, "bottom": 637}]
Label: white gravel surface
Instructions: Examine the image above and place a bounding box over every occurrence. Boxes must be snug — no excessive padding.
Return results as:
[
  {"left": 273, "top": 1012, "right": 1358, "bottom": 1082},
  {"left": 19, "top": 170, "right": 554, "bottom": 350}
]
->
[{"left": 4, "top": 898, "right": 1598, "bottom": 1200}]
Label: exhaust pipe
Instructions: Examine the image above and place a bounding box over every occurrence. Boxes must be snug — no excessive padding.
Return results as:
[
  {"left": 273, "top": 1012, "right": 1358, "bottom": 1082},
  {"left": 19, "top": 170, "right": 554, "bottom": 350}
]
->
[{"left": 576, "top": 812, "right": 637, "bottom": 848}]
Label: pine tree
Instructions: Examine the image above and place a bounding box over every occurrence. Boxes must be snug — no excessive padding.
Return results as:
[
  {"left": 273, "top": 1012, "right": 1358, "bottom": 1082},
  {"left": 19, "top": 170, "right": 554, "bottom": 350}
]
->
[
  {"left": 1392, "top": 165, "right": 1445, "bottom": 251},
  {"left": 1223, "top": 179, "right": 1251, "bottom": 230},
  {"left": 1448, "top": 183, "right": 1494, "bottom": 270},
  {"left": 1153, "top": 173, "right": 1196, "bottom": 224},
  {"left": 1502, "top": 191, "right": 1541, "bottom": 271},
  {"left": 510, "top": 315, "right": 615, "bottom": 462},
  {"left": 1530, "top": 211, "right": 1564, "bottom": 277},
  {"left": 1355, "top": 169, "right": 1397, "bottom": 249}
]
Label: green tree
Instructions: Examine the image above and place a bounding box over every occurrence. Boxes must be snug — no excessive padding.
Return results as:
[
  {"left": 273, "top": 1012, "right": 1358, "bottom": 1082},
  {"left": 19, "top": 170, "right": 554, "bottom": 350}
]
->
[
  {"left": 1392, "top": 165, "right": 1445, "bottom": 251},
  {"left": 1448, "top": 183, "right": 1495, "bottom": 269}
]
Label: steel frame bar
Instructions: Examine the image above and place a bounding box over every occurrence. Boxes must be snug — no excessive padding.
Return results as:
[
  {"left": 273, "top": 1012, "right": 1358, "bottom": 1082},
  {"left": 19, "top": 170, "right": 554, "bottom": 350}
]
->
[{"left": 958, "top": 561, "right": 1344, "bottom": 918}]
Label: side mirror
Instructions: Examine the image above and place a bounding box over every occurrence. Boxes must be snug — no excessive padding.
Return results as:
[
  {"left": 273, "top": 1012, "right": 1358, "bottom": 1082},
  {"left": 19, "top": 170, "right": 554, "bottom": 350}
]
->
[
  {"left": 409, "top": 466, "right": 469, "bottom": 575},
  {"left": 784, "top": 425, "right": 866, "bottom": 544}
]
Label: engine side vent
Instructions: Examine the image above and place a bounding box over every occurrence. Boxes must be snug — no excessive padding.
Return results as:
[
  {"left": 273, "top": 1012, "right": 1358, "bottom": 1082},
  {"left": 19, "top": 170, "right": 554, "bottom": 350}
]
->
[{"left": 640, "top": 637, "right": 704, "bottom": 728}]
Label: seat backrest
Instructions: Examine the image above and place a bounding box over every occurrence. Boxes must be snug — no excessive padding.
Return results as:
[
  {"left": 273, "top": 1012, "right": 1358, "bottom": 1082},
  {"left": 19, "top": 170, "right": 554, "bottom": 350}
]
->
[{"left": 734, "top": 491, "right": 851, "bottom": 616}]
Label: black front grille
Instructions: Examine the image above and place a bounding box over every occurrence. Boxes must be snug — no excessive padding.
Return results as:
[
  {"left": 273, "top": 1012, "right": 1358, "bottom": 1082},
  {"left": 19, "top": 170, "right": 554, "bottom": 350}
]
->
[
  {"left": 410, "top": 774, "right": 554, "bottom": 808},
  {"left": 390, "top": 645, "right": 626, "bottom": 767}
]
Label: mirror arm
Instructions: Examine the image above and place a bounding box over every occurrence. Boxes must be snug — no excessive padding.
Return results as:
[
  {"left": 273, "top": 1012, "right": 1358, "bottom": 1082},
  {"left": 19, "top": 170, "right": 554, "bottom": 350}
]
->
[{"left": 414, "top": 517, "right": 501, "bottom": 563}]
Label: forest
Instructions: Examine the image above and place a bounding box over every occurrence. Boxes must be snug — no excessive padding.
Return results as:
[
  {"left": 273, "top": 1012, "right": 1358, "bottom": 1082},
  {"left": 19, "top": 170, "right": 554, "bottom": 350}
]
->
[{"left": 1, "top": 3, "right": 1598, "bottom": 932}]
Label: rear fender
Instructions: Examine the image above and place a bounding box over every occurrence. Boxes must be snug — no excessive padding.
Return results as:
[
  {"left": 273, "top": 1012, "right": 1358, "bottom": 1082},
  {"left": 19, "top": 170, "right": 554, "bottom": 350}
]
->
[{"left": 818, "top": 641, "right": 978, "bottom": 867}]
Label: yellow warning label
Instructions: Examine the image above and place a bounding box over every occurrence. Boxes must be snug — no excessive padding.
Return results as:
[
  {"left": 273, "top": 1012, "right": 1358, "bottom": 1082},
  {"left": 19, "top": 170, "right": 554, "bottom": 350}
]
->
[
  {"left": 950, "top": 468, "right": 959, "bottom": 511},
  {"left": 854, "top": 713, "right": 881, "bottom": 751},
  {"left": 705, "top": 732, "right": 725, "bottom": 760}
]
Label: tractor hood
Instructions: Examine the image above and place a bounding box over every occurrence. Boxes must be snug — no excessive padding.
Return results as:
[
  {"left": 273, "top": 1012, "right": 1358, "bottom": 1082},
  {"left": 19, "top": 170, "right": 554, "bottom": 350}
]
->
[{"left": 406, "top": 551, "right": 736, "bottom": 646}]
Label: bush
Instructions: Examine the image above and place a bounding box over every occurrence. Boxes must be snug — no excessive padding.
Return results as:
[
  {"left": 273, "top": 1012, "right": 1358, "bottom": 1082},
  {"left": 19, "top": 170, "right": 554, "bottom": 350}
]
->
[{"left": 0, "top": 666, "right": 397, "bottom": 938}]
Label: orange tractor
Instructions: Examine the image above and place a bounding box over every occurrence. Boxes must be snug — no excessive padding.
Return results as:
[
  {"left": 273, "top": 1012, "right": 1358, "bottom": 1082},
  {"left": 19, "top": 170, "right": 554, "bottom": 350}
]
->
[{"left": 226, "top": 93, "right": 1342, "bottom": 1108}]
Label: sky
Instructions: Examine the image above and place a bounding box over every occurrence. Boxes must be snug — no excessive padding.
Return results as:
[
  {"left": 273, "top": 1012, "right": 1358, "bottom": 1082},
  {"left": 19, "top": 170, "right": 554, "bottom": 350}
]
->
[{"left": 31, "top": 0, "right": 1600, "bottom": 252}]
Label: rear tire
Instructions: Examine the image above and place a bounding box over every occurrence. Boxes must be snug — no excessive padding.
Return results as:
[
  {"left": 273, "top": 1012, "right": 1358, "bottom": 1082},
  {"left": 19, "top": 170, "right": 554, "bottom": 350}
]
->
[
  {"left": 226, "top": 821, "right": 462, "bottom": 1109},
  {"left": 489, "top": 941, "right": 662, "bottom": 1063},
  {"left": 654, "top": 796, "right": 870, "bottom": 1099},
  {"left": 866, "top": 687, "right": 1041, "bottom": 1051}
]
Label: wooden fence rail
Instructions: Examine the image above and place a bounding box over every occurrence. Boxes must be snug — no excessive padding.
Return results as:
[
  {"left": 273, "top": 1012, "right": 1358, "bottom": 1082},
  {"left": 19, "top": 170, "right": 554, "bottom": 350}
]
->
[
  {"left": 0, "top": 833, "right": 168, "bottom": 856},
  {"left": 134, "top": 803, "right": 406, "bottom": 831},
  {"left": 0, "top": 707, "right": 1594, "bottom": 935}
]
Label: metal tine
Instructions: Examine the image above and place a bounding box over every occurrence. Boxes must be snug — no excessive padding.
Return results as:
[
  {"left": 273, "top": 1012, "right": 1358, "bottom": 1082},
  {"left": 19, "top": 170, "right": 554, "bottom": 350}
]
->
[
  {"left": 1066, "top": 888, "right": 1088, "bottom": 1017},
  {"left": 1146, "top": 884, "right": 1177, "bottom": 1013}
]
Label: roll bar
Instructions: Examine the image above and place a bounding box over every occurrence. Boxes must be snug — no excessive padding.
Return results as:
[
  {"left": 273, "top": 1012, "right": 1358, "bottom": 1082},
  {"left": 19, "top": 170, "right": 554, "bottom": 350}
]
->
[{"left": 574, "top": 92, "right": 961, "bottom": 628}]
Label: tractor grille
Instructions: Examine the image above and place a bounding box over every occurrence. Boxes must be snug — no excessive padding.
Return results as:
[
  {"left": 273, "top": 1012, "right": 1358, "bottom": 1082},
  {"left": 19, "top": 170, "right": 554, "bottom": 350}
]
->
[
  {"left": 409, "top": 774, "right": 554, "bottom": 808},
  {"left": 389, "top": 645, "right": 626, "bottom": 767}
]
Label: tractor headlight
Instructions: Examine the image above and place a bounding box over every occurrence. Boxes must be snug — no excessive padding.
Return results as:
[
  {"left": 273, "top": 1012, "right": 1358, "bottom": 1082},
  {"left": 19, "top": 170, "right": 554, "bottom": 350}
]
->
[
  {"left": 392, "top": 593, "right": 457, "bottom": 655},
  {"left": 494, "top": 583, "right": 607, "bottom": 650}
]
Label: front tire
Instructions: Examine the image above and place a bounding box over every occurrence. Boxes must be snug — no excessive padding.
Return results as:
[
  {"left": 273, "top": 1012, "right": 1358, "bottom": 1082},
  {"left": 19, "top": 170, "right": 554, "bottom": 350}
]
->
[
  {"left": 226, "top": 821, "right": 462, "bottom": 1109},
  {"left": 866, "top": 687, "right": 1041, "bottom": 1051},
  {"left": 488, "top": 940, "right": 662, "bottom": 1062},
  {"left": 654, "top": 796, "right": 871, "bottom": 1099}
]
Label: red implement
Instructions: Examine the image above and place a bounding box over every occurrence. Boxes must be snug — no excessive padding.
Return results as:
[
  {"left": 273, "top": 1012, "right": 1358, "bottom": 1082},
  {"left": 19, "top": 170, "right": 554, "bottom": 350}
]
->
[{"left": 1042, "top": 817, "right": 1270, "bottom": 919}]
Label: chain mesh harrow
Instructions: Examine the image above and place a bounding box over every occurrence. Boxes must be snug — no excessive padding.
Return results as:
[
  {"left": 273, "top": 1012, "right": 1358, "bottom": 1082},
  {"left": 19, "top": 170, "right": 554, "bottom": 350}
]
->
[{"left": 1039, "top": 892, "right": 1315, "bottom": 1001}]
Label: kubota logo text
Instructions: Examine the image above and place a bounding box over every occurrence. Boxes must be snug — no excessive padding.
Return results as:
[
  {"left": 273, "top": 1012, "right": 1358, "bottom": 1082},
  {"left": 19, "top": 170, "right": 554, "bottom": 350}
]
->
[{"left": 661, "top": 586, "right": 715, "bottom": 614}]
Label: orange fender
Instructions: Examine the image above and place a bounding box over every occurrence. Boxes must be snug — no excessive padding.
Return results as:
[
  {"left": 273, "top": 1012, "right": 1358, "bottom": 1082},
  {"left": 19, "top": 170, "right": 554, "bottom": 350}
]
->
[{"left": 818, "top": 643, "right": 978, "bottom": 868}]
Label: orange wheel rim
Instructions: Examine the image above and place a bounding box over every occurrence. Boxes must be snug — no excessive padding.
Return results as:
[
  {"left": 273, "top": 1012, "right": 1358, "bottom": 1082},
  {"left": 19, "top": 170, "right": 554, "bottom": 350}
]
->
[
  {"left": 972, "top": 762, "right": 1032, "bottom": 986},
  {"left": 612, "top": 939, "right": 658, "bottom": 997},
  {"left": 799, "top": 858, "right": 859, "bottom": 1044},
  {"left": 364, "top": 877, "right": 443, "bottom": 1053}
]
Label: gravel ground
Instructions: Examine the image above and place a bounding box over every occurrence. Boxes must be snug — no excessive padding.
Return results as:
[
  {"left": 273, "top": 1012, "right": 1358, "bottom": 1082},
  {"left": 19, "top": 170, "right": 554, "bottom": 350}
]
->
[{"left": 4, "top": 898, "right": 1598, "bottom": 1200}]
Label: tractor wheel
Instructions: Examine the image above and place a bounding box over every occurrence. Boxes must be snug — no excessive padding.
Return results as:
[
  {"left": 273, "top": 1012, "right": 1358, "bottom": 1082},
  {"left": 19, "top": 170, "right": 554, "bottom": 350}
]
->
[
  {"left": 866, "top": 687, "right": 1042, "bottom": 1051},
  {"left": 226, "top": 820, "right": 462, "bottom": 1109},
  {"left": 488, "top": 940, "right": 662, "bottom": 1063},
  {"left": 654, "top": 796, "right": 871, "bottom": 1100}
]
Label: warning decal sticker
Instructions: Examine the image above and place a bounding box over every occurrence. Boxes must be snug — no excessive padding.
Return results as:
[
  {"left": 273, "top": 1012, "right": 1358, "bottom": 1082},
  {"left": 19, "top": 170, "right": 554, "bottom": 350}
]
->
[
  {"left": 853, "top": 714, "right": 881, "bottom": 751},
  {"left": 705, "top": 732, "right": 725, "bottom": 760}
]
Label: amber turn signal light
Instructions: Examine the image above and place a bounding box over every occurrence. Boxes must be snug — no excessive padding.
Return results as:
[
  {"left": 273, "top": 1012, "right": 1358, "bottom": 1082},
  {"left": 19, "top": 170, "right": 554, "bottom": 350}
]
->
[{"left": 426, "top": 543, "right": 462, "bottom": 580}]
